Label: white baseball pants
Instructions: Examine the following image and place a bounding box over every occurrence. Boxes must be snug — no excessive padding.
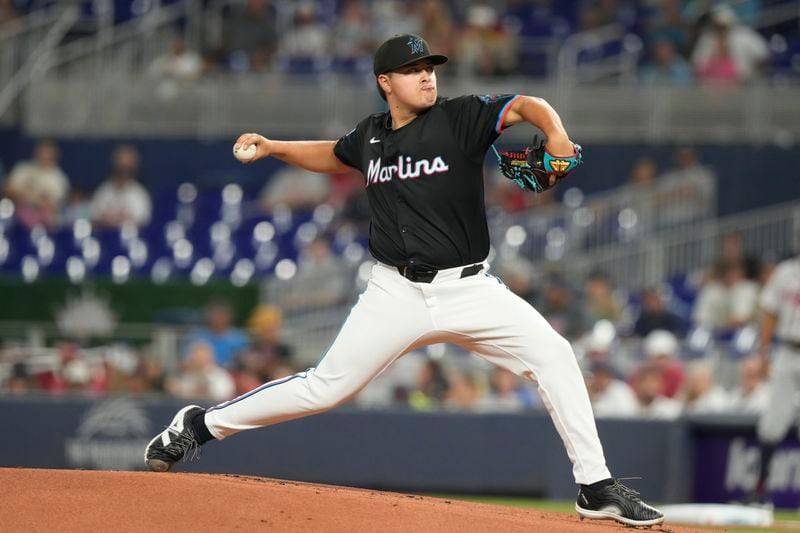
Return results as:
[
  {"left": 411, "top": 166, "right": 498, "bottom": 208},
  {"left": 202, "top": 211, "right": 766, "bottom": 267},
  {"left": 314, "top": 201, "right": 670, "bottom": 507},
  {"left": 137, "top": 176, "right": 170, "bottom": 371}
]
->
[
  {"left": 205, "top": 262, "right": 611, "bottom": 485},
  {"left": 757, "top": 345, "right": 800, "bottom": 444}
]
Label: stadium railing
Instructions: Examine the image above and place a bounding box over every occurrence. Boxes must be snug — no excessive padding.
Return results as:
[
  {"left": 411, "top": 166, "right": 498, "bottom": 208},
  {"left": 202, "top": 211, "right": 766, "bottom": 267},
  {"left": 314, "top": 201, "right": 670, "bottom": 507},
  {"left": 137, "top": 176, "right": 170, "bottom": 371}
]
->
[
  {"left": 526, "top": 200, "right": 800, "bottom": 290},
  {"left": 556, "top": 23, "right": 643, "bottom": 85},
  {"left": 0, "top": 6, "right": 72, "bottom": 125},
  {"left": 19, "top": 74, "right": 800, "bottom": 143},
  {"left": 488, "top": 173, "right": 717, "bottom": 263}
]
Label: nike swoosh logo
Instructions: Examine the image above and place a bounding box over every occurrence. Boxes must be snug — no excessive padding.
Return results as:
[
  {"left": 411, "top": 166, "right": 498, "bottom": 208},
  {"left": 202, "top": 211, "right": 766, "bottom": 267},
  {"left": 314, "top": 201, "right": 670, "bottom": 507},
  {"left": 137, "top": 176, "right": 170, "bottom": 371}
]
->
[{"left": 369, "top": 137, "right": 380, "bottom": 144}]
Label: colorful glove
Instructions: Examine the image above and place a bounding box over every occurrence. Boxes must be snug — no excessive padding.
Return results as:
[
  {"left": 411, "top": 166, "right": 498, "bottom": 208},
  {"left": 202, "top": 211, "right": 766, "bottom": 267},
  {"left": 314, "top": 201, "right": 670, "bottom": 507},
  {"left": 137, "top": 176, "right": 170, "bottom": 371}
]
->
[{"left": 493, "top": 135, "right": 583, "bottom": 193}]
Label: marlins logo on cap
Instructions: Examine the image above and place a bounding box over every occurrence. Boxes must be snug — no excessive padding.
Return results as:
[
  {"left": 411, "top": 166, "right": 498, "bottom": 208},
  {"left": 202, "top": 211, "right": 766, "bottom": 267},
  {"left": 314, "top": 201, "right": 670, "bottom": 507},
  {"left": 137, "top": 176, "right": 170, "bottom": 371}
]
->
[
  {"left": 407, "top": 36, "right": 425, "bottom": 55},
  {"left": 373, "top": 34, "right": 448, "bottom": 75}
]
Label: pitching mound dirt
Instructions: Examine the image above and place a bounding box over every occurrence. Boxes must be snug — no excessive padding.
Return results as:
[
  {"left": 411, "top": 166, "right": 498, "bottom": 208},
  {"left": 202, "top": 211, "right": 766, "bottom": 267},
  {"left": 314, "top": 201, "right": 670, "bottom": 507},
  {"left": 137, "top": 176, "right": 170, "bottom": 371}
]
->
[{"left": 2, "top": 468, "right": 712, "bottom": 532}]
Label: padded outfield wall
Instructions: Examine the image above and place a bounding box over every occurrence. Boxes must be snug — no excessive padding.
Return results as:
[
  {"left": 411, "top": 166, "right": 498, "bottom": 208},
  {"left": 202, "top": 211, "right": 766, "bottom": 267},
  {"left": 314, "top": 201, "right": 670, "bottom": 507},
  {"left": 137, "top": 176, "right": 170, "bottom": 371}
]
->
[{"left": 2, "top": 395, "right": 798, "bottom": 505}]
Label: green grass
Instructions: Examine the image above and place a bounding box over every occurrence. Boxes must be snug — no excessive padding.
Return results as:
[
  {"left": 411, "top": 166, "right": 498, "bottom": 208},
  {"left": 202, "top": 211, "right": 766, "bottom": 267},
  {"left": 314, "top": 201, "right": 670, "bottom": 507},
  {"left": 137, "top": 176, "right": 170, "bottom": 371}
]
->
[{"left": 423, "top": 494, "right": 800, "bottom": 532}]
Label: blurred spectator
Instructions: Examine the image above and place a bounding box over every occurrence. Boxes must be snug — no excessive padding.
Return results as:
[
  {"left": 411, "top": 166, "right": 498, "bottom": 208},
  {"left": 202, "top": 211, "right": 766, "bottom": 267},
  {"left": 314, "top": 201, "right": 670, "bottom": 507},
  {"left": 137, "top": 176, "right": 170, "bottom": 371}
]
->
[
  {"left": 102, "top": 344, "right": 147, "bottom": 394},
  {"left": 727, "top": 355, "right": 769, "bottom": 414},
  {"left": 90, "top": 144, "right": 152, "bottom": 228},
  {"left": 490, "top": 177, "right": 529, "bottom": 214},
  {"left": 634, "top": 287, "right": 684, "bottom": 337},
  {"left": 496, "top": 256, "right": 537, "bottom": 303},
  {"left": 418, "top": 0, "right": 456, "bottom": 59},
  {"left": 372, "top": 0, "right": 422, "bottom": 41},
  {"left": 656, "top": 146, "right": 716, "bottom": 227},
  {"left": 618, "top": 156, "right": 659, "bottom": 232},
  {"left": 327, "top": 168, "right": 365, "bottom": 215},
  {"left": 718, "top": 231, "right": 759, "bottom": 281},
  {"left": 186, "top": 300, "right": 248, "bottom": 367},
  {"left": 60, "top": 187, "right": 91, "bottom": 226},
  {"left": 582, "top": 271, "right": 629, "bottom": 331},
  {"left": 538, "top": 276, "right": 585, "bottom": 340},
  {"left": 488, "top": 166, "right": 558, "bottom": 214},
  {"left": 692, "top": 259, "right": 759, "bottom": 332},
  {"left": 4, "top": 140, "right": 69, "bottom": 230},
  {"left": 233, "top": 305, "right": 294, "bottom": 387},
  {"left": 640, "top": 40, "right": 693, "bottom": 86},
  {"left": 580, "top": 324, "right": 616, "bottom": 371},
  {"left": 478, "top": 368, "right": 539, "bottom": 412},
  {"left": 148, "top": 34, "right": 203, "bottom": 99},
  {"left": 455, "top": 4, "right": 518, "bottom": 78},
  {"left": 629, "top": 156, "right": 658, "bottom": 189},
  {"left": 259, "top": 165, "right": 330, "bottom": 212},
  {"left": 3, "top": 362, "right": 33, "bottom": 394},
  {"left": 680, "top": 361, "right": 729, "bottom": 414},
  {"left": 683, "top": 0, "right": 761, "bottom": 27},
  {"left": 29, "top": 342, "right": 106, "bottom": 395},
  {"left": 695, "top": 29, "right": 740, "bottom": 86},
  {"left": 331, "top": 0, "right": 373, "bottom": 60},
  {"left": 31, "top": 343, "right": 73, "bottom": 394},
  {"left": 149, "top": 34, "right": 203, "bottom": 82},
  {"left": 444, "top": 371, "right": 481, "bottom": 411},
  {"left": 643, "top": 0, "right": 689, "bottom": 53},
  {"left": 125, "top": 357, "right": 166, "bottom": 395},
  {"left": 632, "top": 363, "right": 682, "bottom": 419},
  {"left": 223, "top": 0, "right": 278, "bottom": 72},
  {"left": 641, "top": 329, "right": 685, "bottom": 398},
  {"left": 587, "top": 362, "right": 638, "bottom": 418},
  {"left": 577, "top": 3, "right": 605, "bottom": 31},
  {"left": 408, "top": 359, "right": 449, "bottom": 410},
  {"left": 596, "top": 0, "right": 638, "bottom": 30},
  {"left": 168, "top": 341, "right": 235, "bottom": 401},
  {"left": 692, "top": 4, "right": 769, "bottom": 84},
  {"left": 507, "top": 0, "right": 570, "bottom": 44},
  {"left": 62, "top": 357, "right": 95, "bottom": 393},
  {"left": 334, "top": 169, "right": 371, "bottom": 233},
  {"left": 0, "top": 0, "right": 20, "bottom": 31},
  {"left": 279, "top": 2, "right": 328, "bottom": 60},
  {"left": 277, "top": 236, "right": 350, "bottom": 312}
]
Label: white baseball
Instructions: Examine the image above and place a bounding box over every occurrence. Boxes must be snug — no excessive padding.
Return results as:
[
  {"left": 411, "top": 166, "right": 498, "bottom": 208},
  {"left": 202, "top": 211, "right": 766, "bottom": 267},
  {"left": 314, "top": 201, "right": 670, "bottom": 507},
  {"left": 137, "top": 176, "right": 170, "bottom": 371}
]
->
[{"left": 233, "top": 144, "right": 257, "bottom": 162}]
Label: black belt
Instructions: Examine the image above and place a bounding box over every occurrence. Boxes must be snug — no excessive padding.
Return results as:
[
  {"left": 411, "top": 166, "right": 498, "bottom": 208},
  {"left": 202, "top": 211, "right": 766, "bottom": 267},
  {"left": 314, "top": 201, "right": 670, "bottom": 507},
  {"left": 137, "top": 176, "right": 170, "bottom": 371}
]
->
[{"left": 397, "top": 263, "right": 484, "bottom": 283}]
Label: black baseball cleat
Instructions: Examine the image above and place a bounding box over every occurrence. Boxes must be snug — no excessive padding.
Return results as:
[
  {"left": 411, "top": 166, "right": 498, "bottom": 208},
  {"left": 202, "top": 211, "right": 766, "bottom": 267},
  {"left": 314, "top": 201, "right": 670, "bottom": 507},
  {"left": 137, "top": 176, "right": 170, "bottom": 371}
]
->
[
  {"left": 144, "top": 405, "right": 204, "bottom": 472},
  {"left": 575, "top": 479, "right": 664, "bottom": 527}
]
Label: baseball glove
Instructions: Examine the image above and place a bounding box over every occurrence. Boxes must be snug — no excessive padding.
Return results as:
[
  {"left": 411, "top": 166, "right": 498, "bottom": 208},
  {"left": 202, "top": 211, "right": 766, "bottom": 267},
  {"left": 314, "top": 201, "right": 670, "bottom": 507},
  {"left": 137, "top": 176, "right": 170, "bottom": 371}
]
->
[{"left": 492, "top": 135, "right": 583, "bottom": 193}]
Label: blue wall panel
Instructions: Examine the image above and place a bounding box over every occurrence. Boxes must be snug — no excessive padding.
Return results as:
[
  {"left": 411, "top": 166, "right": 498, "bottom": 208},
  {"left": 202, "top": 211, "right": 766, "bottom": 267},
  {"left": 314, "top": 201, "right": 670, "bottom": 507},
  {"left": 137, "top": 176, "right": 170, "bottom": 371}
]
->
[{"left": 0, "top": 396, "right": 688, "bottom": 502}]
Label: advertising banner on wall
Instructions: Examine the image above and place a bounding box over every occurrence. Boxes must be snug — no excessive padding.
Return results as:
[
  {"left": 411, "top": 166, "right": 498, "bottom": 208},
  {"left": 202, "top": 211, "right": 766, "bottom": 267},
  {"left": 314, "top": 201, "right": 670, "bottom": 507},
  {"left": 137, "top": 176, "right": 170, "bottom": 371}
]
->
[{"left": 693, "top": 429, "right": 800, "bottom": 508}]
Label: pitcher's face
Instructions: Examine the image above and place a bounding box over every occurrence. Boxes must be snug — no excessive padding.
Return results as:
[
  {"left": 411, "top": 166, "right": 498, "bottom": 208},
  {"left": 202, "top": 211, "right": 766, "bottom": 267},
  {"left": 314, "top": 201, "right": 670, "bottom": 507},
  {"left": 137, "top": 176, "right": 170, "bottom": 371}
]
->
[{"left": 380, "top": 60, "right": 437, "bottom": 111}]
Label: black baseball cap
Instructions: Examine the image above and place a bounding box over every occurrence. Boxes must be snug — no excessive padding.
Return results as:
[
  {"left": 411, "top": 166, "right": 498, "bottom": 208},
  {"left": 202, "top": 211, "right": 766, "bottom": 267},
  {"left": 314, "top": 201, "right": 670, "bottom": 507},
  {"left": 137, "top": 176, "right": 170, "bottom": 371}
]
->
[{"left": 373, "top": 34, "right": 448, "bottom": 76}]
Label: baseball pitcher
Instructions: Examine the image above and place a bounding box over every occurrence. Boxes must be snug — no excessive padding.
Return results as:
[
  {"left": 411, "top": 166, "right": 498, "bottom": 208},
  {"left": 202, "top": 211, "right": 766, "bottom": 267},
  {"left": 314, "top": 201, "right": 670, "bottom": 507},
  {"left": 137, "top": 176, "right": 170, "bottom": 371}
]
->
[{"left": 144, "top": 34, "right": 663, "bottom": 527}]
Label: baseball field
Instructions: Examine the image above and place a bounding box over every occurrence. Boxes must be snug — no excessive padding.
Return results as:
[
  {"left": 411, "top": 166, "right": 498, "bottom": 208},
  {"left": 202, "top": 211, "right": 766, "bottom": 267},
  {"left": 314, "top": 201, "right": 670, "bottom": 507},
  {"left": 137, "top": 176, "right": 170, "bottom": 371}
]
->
[{"left": 2, "top": 467, "right": 716, "bottom": 532}]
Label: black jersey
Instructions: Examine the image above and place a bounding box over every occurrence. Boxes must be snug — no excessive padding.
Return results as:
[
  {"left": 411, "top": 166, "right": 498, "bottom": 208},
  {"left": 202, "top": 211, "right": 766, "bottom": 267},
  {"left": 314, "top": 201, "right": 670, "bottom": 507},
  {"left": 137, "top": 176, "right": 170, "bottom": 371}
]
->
[{"left": 334, "top": 94, "right": 521, "bottom": 270}]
